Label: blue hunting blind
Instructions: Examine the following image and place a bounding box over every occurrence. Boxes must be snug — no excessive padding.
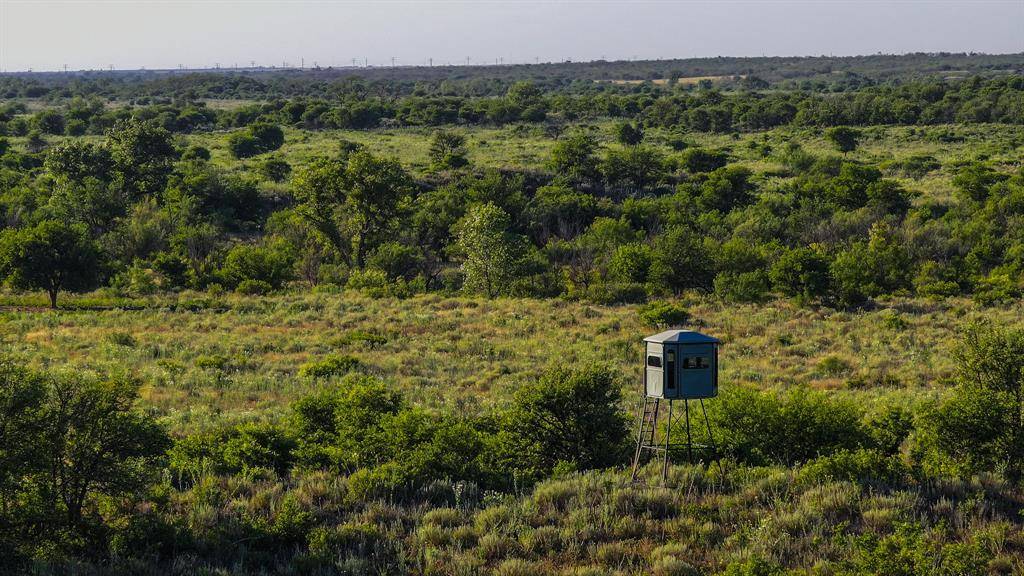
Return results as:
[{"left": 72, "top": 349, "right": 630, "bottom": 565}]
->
[
  {"left": 633, "top": 329, "right": 722, "bottom": 481},
  {"left": 643, "top": 330, "right": 719, "bottom": 399}
]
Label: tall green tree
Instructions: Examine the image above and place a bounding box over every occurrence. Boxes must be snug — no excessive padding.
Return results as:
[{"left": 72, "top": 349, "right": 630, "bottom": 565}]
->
[
  {"left": 292, "top": 151, "right": 414, "bottom": 268},
  {"left": 0, "top": 220, "right": 102, "bottom": 308},
  {"left": 452, "top": 203, "right": 527, "bottom": 298},
  {"left": 106, "top": 119, "right": 176, "bottom": 199}
]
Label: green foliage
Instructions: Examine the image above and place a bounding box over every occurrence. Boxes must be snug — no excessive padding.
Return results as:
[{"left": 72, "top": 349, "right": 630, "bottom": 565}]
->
[
  {"left": 638, "top": 301, "right": 690, "bottom": 327},
  {"left": 228, "top": 122, "right": 285, "bottom": 158},
  {"left": 602, "top": 145, "right": 667, "bottom": 194},
  {"left": 800, "top": 448, "right": 906, "bottom": 485},
  {"left": 0, "top": 219, "right": 102, "bottom": 308},
  {"left": 220, "top": 242, "right": 295, "bottom": 289},
  {"left": 292, "top": 150, "right": 414, "bottom": 268},
  {"left": 927, "top": 322, "right": 1024, "bottom": 480},
  {"left": 714, "top": 270, "right": 771, "bottom": 303},
  {"left": 614, "top": 121, "right": 644, "bottom": 146},
  {"left": 825, "top": 126, "right": 861, "bottom": 153},
  {"left": 770, "top": 246, "right": 830, "bottom": 303},
  {"left": 649, "top": 226, "right": 715, "bottom": 294},
  {"left": 106, "top": 118, "right": 176, "bottom": 198},
  {"left": 0, "top": 361, "right": 168, "bottom": 566},
  {"left": 679, "top": 147, "right": 728, "bottom": 173},
  {"left": 289, "top": 373, "right": 402, "bottom": 470},
  {"left": 498, "top": 366, "right": 629, "bottom": 481},
  {"left": 829, "top": 223, "right": 912, "bottom": 307},
  {"left": 882, "top": 154, "right": 940, "bottom": 179},
  {"left": 546, "top": 131, "right": 600, "bottom": 183},
  {"left": 299, "top": 354, "right": 361, "bottom": 380},
  {"left": 453, "top": 203, "right": 528, "bottom": 298},
  {"left": 428, "top": 129, "right": 469, "bottom": 170},
  {"left": 952, "top": 162, "right": 1004, "bottom": 202},
  {"left": 259, "top": 155, "right": 292, "bottom": 182},
  {"left": 705, "top": 386, "right": 868, "bottom": 465}
]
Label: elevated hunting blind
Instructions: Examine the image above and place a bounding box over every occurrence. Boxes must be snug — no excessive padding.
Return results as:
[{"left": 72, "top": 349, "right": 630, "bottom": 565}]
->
[
  {"left": 643, "top": 330, "right": 719, "bottom": 399},
  {"left": 633, "top": 329, "right": 722, "bottom": 482}
]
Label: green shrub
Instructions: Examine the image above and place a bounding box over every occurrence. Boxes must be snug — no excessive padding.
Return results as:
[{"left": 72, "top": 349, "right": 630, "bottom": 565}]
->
[
  {"left": 800, "top": 448, "right": 906, "bottom": 485},
  {"left": 770, "top": 247, "right": 830, "bottom": 303},
  {"left": 587, "top": 282, "right": 648, "bottom": 304},
  {"left": 638, "top": 301, "right": 690, "bottom": 327},
  {"left": 107, "top": 331, "right": 137, "bottom": 347},
  {"left": 882, "top": 154, "right": 940, "bottom": 179},
  {"left": 705, "top": 386, "right": 868, "bottom": 465},
  {"left": 299, "top": 354, "right": 361, "bottom": 379},
  {"left": 718, "top": 558, "right": 785, "bottom": 576},
  {"left": 221, "top": 242, "right": 294, "bottom": 289},
  {"left": 236, "top": 278, "right": 273, "bottom": 295},
  {"left": 498, "top": 366, "right": 629, "bottom": 482},
  {"left": 679, "top": 147, "right": 728, "bottom": 173},
  {"left": 714, "top": 270, "right": 770, "bottom": 303}
]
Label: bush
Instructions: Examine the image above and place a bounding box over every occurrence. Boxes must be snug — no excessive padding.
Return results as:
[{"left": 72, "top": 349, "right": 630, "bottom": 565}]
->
[
  {"left": 882, "top": 154, "right": 940, "bottom": 179},
  {"left": 289, "top": 374, "right": 403, "bottom": 470},
  {"left": 679, "top": 147, "right": 728, "bottom": 173},
  {"left": 925, "top": 322, "right": 1024, "bottom": 480},
  {"left": 770, "top": 247, "right": 830, "bottom": 303},
  {"left": 228, "top": 122, "right": 285, "bottom": 158},
  {"left": 586, "top": 282, "right": 648, "bottom": 304},
  {"left": 498, "top": 366, "right": 629, "bottom": 481},
  {"left": 221, "top": 242, "right": 294, "bottom": 289},
  {"left": 800, "top": 448, "right": 906, "bottom": 485},
  {"left": 638, "top": 301, "right": 690, "bottom": 328},
  {"left": 714, "top": 270, "right": 770, "bottom": 303},
  {"left": 259, "top": 156, "right": 292, "bottom": 182},
  {"left": 299, "top": 354, "right": 361, "bottom": 379},
  {"left": 236, "top": 278, "right": 273, "bottom": 295},
  {"left": 705, "top": 386, "right": 868, "bottom": 465}
]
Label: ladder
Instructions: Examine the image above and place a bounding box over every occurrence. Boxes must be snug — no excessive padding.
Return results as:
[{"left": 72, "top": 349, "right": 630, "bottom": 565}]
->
[{"left": 631, "top": 396, "right": 663, "bottom": 481}]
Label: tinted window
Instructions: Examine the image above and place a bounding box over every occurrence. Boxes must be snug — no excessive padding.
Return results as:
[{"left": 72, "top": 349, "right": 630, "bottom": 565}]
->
[
  {"left": 646, "top": 355, "right": 662, "bottom": 368},
  {"left": 683, "top": 356, "right": 709, "bottom": 369}
]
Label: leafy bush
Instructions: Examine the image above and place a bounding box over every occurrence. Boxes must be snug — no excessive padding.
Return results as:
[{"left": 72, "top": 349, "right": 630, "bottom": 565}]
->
[
  {"left": 586, "top": 281, "right": 648, "bottom": 304},
  {"left": 882, "top": 154, "right": 941, "bottom": 179},
  {"left": 704, "top": 386, "right": 868, "bottom": 465},
  {"left": 679, "top": 147, "right": 728, "bottom": 173},
  {"left": 800, "top": 448, "right": 906, "bottom": 485},
  {"left": 638, "top": 301, "right": 690, "bottom": 327},
  {"left": 770, "top": 247, "right": 831, "bottom": 303},
  {"left": 236, "top": 278, "right": 273, "bottom": 295},
  {"left": 221, "top": 242, "right": 294, "bottom": 289},
  {"left": 925, "top": 322, "right": 1024, "bottom": 480},
  {"left": 714, "top": 270, "right": 770, "bottom": 303},
  {"left": 498, "top": 366, "right": 629, "bottom": 481},
  {"left": 299, "top": 354, "right": 361, "bottom": 380}
]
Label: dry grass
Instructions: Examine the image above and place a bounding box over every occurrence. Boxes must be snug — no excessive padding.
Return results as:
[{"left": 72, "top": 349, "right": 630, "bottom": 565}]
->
[{"left": 3, "top": 290, "right": 1021, "bottom": 433}]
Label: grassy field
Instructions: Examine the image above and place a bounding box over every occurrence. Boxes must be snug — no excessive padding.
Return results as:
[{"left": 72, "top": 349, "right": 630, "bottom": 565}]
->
[{"left": 4, "top": 291, "right": 1022, "bottom": 434}]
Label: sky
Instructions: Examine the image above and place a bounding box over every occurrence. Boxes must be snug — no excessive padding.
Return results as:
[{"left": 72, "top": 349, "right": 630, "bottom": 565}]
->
[{"left": 1, "top": 0, "right": 1022, "bottom": 72}]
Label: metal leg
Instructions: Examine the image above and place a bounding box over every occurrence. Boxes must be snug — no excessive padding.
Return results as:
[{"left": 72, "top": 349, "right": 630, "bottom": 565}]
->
[
  {"left": 684, "top": 399, "right": 693, "bottom": 463},
  {"left": 700, "top": 398, "right": 724, "bottom": 475},
  {"left": 662, "top": 400, "right": 672, "bottom": 480},
  {"left": 631, "top": 397, "right": 648, "bottom": 479}
]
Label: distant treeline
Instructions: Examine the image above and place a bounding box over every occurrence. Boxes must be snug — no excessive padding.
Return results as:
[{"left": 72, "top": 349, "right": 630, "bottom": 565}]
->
[
  {"left": 2, "top": 76, "right": 1022, "bottom": 137},
  {"left": 1, "top": 52, "right": 1022, "bottom": 100}
]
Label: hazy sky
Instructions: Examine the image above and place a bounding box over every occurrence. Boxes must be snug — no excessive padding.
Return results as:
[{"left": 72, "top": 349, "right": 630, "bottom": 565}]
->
[{"left": 1, "top": 1, "right": 1022, "bottom": 72}]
